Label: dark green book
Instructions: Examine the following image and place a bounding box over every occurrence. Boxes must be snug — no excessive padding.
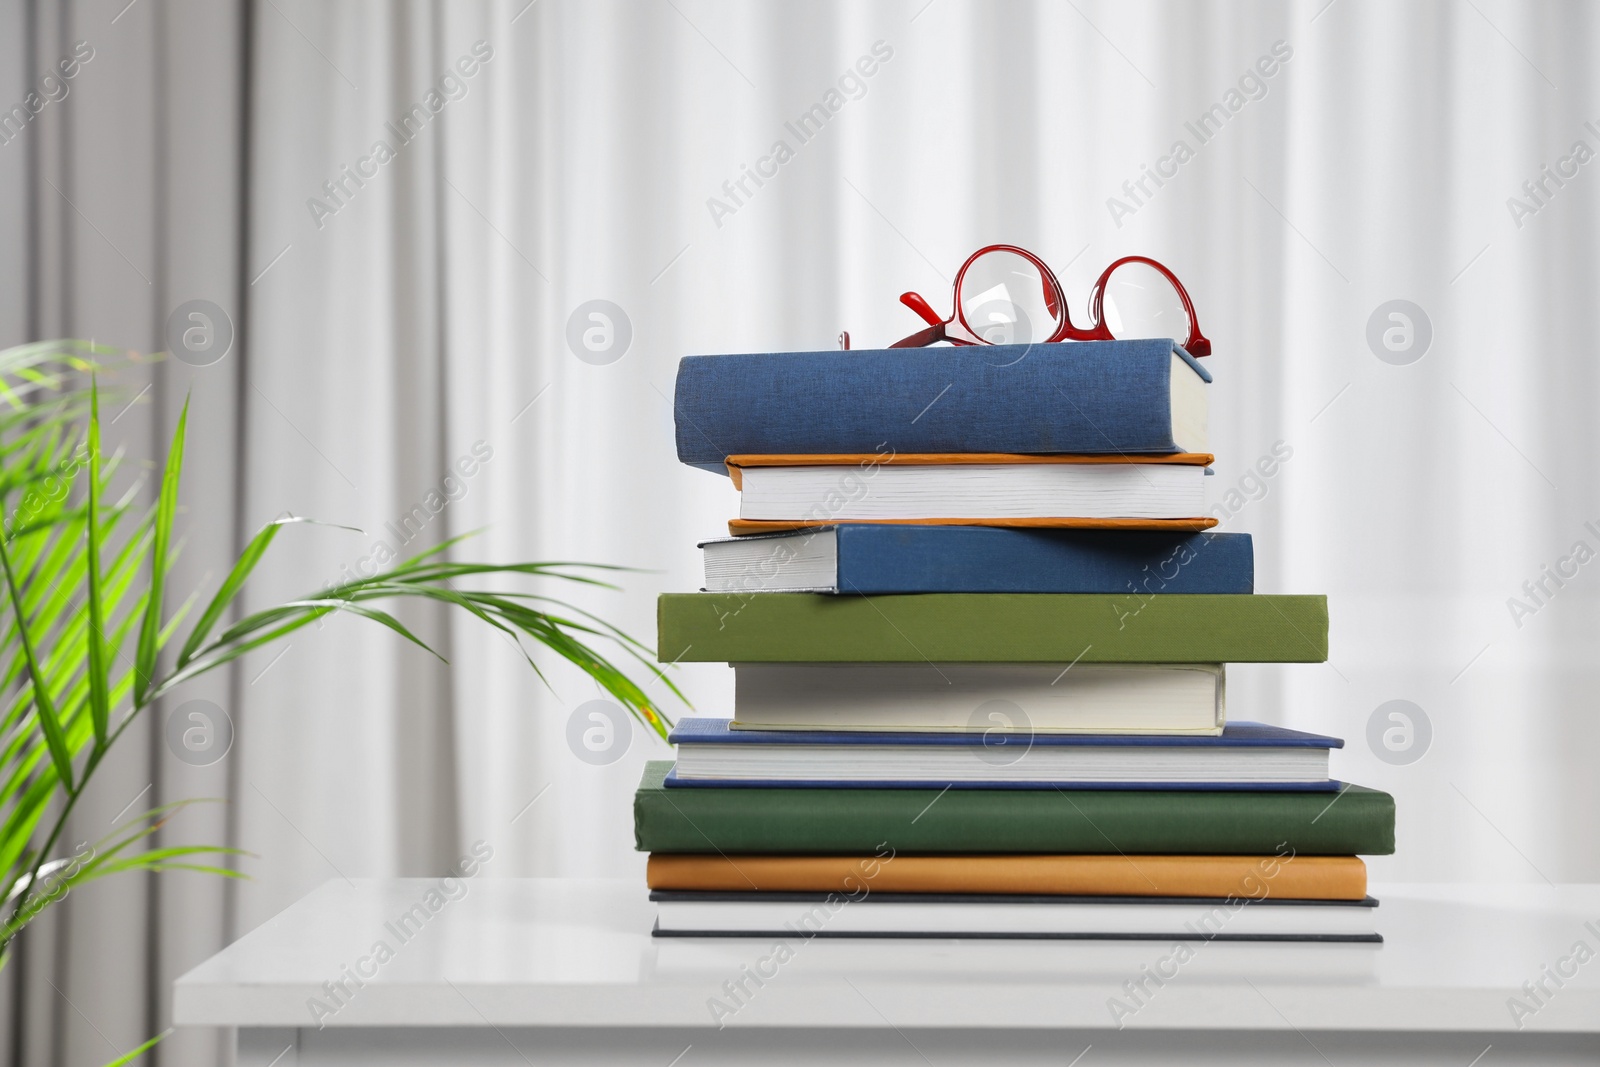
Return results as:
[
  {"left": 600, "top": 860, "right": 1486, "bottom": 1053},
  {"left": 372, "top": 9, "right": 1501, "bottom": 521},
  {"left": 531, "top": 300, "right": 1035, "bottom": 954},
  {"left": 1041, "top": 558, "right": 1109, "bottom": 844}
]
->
[
  {"left": 657, "top": 593, "right": 1328, "bottom": 663},
  {"left": 633, "top": 762, "right": 1393, "bottom": 855}
]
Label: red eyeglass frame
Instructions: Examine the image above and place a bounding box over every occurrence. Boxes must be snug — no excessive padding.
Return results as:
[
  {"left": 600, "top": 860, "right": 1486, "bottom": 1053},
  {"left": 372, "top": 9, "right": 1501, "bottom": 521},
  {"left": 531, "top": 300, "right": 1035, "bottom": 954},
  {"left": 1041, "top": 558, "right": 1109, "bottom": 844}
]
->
[{"left": 889, "top": 244, "right": 1211, "bottom": 357}]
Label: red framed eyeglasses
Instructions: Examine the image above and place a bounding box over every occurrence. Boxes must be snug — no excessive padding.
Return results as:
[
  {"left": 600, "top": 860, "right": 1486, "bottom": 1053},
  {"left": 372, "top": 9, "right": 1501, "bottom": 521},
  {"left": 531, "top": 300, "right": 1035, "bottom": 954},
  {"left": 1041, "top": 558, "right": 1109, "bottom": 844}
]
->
[{"left": 871, "top": 245, "right": 1209, "bottom": 357}]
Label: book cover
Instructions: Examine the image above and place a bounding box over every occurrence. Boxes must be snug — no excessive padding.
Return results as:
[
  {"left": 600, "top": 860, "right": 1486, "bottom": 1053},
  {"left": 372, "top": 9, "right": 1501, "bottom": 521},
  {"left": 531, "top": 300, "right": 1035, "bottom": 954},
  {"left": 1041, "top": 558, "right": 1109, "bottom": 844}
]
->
[
  {"left": 669, "top": 717, "right": 1338, "bottom": 748},
  {"left": 665, "top": 718, "right": 1339, "bottom": 790},
  {"left": 701, "top": 526, "right": 1255, "bottom": 595},
  {"left": 633, "top": 762, "right": 1397, "bottom": 855},
  {"left": 657, "top": 593, "right": 1328, "bottom": 663},
  {"left": 730, "top": 662, "right": 1225, "bottom": 735},
  {"left": 673, "top": 339, "right": 1211, "bottom": 473},
  {"left": 645, "top": 853, "right": 1369, "bottom": 900}
]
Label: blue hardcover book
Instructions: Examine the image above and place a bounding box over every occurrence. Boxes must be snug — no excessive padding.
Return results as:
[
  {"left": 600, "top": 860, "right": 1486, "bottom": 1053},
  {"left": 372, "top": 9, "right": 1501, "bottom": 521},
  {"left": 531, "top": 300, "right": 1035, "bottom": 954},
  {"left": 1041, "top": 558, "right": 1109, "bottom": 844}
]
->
[
  {"left": 674, "top": 339, "right": 1211, "bottom": 473},
  {"left": 665, "top": 718, "right": 1341, "bottom": 791},
  {"left": 701, "top": 526, "right": 1253, "bottom": 594}
]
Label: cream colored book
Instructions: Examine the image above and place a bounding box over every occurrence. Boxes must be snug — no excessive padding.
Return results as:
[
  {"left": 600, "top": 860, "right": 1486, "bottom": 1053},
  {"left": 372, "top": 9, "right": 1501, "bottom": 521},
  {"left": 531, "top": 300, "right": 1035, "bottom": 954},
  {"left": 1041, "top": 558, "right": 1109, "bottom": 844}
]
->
[{"left": 731, "top": 662, "right": 1224, "bottom": 735}]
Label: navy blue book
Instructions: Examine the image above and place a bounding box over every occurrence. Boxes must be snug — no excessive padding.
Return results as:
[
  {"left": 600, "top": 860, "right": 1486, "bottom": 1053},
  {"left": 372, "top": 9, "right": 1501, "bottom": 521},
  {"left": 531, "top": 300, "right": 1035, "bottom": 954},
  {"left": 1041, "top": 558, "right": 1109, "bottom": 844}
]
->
[
  {"left": 701, "top": 526, "right": 1252, "bottom": 594},
  {"left": 666, "top": 718, "right": 1341, "bottom": 791},
  {"left": 674, "top": 339, "right": 1211, "bottom": 473}
]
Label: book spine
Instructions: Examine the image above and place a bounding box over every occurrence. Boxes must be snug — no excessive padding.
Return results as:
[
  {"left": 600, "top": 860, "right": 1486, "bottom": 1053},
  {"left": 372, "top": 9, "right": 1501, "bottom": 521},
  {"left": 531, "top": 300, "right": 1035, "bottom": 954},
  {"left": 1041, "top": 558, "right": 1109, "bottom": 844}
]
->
[
  {"left": 634, "top": 778, "right": 1395, "bottom": 856},
  {"left": 674, "top": 340, "right": 1188, "bottom": 472},
  {"left": 645, "top": 853, "right": 1369, "bottom": 900},
  {"left": 834, "top": 528, "right": 1254, "bottom": 595}
]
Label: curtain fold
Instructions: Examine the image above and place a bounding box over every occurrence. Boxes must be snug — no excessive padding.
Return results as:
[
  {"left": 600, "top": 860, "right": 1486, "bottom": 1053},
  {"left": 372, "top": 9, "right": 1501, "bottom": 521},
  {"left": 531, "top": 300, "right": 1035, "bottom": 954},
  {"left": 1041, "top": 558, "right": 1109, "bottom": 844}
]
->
[{"left": 1, "top": 2, "right": 1598, "bottom": 1065}]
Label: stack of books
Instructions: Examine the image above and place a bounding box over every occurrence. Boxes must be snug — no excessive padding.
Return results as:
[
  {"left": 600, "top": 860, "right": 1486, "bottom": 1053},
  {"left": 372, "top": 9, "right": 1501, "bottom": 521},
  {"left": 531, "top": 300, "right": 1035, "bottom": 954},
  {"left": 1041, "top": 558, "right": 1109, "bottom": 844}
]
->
[{"left": 636, "top": 339, "right": 1395, "bottom": 943}]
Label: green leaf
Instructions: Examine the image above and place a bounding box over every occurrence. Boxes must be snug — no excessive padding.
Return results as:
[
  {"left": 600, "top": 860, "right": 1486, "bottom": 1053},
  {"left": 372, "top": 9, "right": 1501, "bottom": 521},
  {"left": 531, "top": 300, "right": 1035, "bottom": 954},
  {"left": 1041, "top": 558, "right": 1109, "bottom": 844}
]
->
[
  {"left": 135, "top": 396, "right": 186, "bottom": 704},
  {"left": 174, "top": 516, "right": 355, "bottom": 670},
  {"left": 0, "top": 340, "right": 690, "bottom": 951},
  {"left": 4, "top": 802, "right": 247, "bottom": 942},
  {"left": 81, "top": 854, "right": 249, "bottom": 880},
  {"left": 101, "top": 1029, "right": 169, "bottom": 1067},
  {"left": 84, "top": 378, "right": 109, "bottom": 748},
  {"left": 172, "top": 520, "right": 284, "bottom": 670},
  {"left": 151, "top": 610, "right": 332, "bottom": 697},
  {"left": 0, "top": 533, "right": 72, "bottom": 792},
  {"left": 277, "top": 598, "right": 443, "bottom": 658}
]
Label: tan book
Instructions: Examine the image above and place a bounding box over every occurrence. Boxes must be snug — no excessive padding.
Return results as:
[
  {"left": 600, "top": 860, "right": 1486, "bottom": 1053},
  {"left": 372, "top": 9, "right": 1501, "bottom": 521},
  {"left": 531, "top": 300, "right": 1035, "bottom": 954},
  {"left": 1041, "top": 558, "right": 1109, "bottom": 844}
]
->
[{"left": 647, "top": 852, "right": 1367, "bottom": 901}]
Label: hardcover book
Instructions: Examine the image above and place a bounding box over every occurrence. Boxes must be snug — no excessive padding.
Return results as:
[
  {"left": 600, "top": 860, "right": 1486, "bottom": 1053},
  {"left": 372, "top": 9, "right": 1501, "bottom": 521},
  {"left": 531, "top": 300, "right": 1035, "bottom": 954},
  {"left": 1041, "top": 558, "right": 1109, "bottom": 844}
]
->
[
  {"left": 646, "top": 853, "right": 1370, "bottom": 900},
  {"left": 724, "top": 453, "right": 1216, "bottom": 532},
  {"left": 731, "top": 663, "right": 1226, "bottom": 735},
  {"left": 700, "top": 526, "right": 1255, "bottom": 595},
  {"left": 650, "top": 891, "right": 1381, "bottom": 943},
  {"left": 673, "top": 339, "right": 1210, "bottom": 473},
  {"left": 665, "top": 717, "right": 1341, "bottom": 789},
  {"left": 657, "top": 593, "right": 1329, "bottom": 663},
  {"left": 632, "top": 762, "right": 1397, "bottom": 855}
]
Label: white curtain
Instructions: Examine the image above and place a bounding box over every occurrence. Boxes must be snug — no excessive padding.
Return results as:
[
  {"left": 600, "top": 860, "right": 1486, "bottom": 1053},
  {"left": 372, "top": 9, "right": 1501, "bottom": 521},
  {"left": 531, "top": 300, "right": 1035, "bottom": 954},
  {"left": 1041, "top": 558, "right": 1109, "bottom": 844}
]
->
[{"left": 3, "top": 1, "right": 1599, "bottom": 1064}]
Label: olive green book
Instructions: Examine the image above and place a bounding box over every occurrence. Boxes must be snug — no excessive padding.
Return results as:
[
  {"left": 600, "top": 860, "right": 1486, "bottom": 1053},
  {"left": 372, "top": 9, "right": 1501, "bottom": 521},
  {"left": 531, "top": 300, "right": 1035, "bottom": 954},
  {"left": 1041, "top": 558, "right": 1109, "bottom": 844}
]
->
[
  {"left": 633, "top": 763, "right": 1394, "bottom": 855},
  {"left": 657, "top": 593, "right": 1328, "bottom": 663}
]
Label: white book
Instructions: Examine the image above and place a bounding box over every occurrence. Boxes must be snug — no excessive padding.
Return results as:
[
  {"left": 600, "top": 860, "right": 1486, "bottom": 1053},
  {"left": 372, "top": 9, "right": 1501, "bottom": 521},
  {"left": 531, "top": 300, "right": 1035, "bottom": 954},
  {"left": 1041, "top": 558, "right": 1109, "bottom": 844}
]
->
[
  {"left": 732, "top": 663, "right": 1225, "bottom": 735},
  {"left": 666, "top": 718, "right": 1337, "bottom": 787},
  {"left": 651, "top": 893, "right": 1380, "bottom": 942},
  {"left": 645, "top": 928, "right": 1382, "bottom": 977},
  {"left": 736, "top": 460, "right": 1208, "bottom": 522},
  {"left": 670, "top": 741, "right": 1329, "bottom": 786}
]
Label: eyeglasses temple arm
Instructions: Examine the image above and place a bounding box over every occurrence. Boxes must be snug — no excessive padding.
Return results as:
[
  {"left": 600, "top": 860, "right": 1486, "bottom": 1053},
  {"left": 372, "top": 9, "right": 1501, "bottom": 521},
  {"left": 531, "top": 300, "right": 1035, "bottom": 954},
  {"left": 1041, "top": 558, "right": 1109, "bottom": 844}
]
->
[
  {"left": 899, "top": 291, "right": 943, "bottom": 326},
  {"left": 889, "top": 322, "right": 946, "bottom": 348}
]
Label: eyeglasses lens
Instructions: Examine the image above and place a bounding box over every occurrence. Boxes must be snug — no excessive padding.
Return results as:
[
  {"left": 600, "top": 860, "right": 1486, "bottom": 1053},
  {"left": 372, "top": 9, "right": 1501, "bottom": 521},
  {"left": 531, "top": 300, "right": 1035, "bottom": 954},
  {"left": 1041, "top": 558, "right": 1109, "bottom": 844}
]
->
[
  {"left": 958, "top": 250, "right": 1062, "bottom": 345},
  {"left": 1100, "top": 261, "right": 1191, "bottom": 343}
]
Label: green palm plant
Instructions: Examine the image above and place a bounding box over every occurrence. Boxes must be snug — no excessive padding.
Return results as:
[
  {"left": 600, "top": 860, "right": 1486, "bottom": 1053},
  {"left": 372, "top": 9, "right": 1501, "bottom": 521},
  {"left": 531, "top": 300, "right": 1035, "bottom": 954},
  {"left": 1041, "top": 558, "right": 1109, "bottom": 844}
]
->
[{"left": 0, "top": 341, "right": 681, "bottom": 973}]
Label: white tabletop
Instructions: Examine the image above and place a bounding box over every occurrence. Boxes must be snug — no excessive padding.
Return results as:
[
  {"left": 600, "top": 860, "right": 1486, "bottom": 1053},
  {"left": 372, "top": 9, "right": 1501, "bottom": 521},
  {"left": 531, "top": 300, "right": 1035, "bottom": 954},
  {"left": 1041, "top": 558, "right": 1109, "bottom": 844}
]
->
[{"left": 174, "top": 878, "right": 1600, "bottom": 1032}]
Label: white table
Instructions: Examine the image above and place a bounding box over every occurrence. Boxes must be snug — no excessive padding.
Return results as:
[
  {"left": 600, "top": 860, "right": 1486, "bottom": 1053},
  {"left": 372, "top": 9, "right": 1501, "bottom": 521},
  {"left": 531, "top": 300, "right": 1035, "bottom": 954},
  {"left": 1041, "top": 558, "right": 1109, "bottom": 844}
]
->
[{"left": 176, "top": 878, "right": 1600, "bottom": 1065}]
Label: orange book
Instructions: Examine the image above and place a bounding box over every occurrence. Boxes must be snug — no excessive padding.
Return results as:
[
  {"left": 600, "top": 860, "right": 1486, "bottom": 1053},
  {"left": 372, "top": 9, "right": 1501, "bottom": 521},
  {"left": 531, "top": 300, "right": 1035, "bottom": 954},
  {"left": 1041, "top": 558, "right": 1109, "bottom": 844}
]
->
[
  {"left": 722, "top": 453, "right": 1219, "bottom": 535},
  {"left": 647, "top": 853, "right": 1366, "bottom": 901}
]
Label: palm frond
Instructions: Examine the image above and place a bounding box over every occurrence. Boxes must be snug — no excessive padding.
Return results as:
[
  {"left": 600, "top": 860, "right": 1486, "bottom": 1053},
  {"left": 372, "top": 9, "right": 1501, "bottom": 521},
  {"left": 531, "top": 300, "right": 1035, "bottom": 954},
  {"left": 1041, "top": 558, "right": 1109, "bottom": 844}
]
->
[
  {"left": 3, "top": 800, "right": 245, "bottom": 942},
  {"left": 0, "top": 341, "right": 684, "bottom": 962}
]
